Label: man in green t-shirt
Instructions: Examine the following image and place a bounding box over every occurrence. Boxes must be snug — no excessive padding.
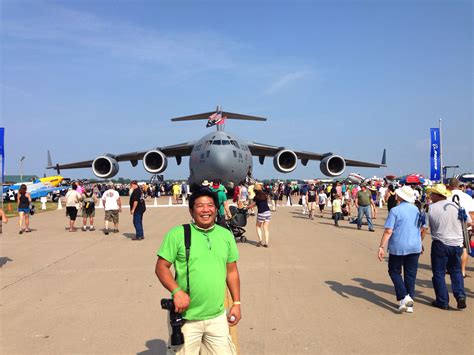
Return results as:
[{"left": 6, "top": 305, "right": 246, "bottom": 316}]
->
[
  {"left": 155, "top": 189, "right": 241, "bottom": 354},
  {"left": 355, "top": 183, "right": 375, "bottom": 231}
]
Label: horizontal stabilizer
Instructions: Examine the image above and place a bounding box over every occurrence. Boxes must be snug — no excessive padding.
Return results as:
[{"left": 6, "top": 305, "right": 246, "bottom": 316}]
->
[{"left": 171, "top": 111, "right": 267, "bottom": 122}]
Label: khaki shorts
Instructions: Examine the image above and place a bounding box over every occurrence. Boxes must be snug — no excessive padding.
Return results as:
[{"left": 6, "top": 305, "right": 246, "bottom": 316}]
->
[
  {"left": 105, "top": 209, "right": 119, "bottom": 223},
  {"left": 308, "top": 202, "right": 317, "bottom": 211},
  {"left": 169, "top": 313, "right": 236, "bottom": 355}
]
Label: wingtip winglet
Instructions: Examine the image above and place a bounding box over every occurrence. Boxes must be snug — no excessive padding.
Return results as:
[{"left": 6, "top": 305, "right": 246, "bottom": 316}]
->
[{"left": 381, "top": 148, "right": 387, "bottom": 166}]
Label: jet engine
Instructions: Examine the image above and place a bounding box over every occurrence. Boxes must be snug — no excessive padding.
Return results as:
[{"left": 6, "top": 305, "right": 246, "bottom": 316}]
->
[
  {"left": 273, "top": 149, "right": 298, "bottom": 173},
  {"left": 320, "top": 155, "right": 346, "bottom": 177},
  {"left": 92, "top": 155, "right": 119, "bottom": 178},
  {"left": 143, "top": 149, "right": 168, "bottom": 174}
]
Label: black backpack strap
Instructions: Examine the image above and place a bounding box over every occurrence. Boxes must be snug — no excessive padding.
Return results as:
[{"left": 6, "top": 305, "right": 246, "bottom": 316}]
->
[{"left": 183, "top": 224, "right": 191, "bottom": 295}]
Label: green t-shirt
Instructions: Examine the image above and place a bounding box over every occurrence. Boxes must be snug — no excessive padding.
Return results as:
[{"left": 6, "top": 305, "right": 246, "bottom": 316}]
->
[
  {"left": 357, "top": 190, "right": 372, "bottom": 206},
  {"left": 157, "top": 223, "right": 239, "bottom": 320},
  {"left": 209, "top": 186, "right": 227, "bottom": 217}
]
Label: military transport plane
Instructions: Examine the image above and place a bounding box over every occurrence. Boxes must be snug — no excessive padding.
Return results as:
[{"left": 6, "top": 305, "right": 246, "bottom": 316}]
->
[{"left": 47, "top": 107, "right": 386, "bottom": 189}]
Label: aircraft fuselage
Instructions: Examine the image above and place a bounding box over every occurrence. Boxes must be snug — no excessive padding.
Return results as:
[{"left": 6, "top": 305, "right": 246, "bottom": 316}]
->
[{"left": 188, "top": 130, "right": 252, "bottom": 187}]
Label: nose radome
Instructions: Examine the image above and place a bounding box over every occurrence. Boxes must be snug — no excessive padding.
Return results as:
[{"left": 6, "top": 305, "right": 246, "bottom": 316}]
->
[{"left": 210, "top": 149, "right": 232, "bottom": 175}]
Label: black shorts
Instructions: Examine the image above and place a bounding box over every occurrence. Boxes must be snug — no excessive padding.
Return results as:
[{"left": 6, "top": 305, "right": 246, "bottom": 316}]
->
[
  {"left": 66, "top": 207, "right": 78, "bottom": 221},
  {"left": 319, "top": 204, "right": 325, "bottom": 211}
]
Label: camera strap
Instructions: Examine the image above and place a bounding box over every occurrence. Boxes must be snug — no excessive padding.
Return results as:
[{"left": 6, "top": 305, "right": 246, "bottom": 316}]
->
[{"left": 182, "top": 224, "right": 191, "bottom": 296}]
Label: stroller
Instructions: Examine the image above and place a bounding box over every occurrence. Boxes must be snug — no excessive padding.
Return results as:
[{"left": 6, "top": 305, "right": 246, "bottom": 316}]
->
[{"left": 227, "top": 206, "right": 248, "bottom": 243}]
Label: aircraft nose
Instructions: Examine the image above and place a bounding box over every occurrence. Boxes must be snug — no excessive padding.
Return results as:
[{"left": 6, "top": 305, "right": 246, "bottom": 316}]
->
[{"left": 210, "top": 149, "right": 232, "bottom": 175}]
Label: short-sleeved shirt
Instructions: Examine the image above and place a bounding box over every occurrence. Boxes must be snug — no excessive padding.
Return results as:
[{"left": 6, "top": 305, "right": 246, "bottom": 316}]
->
[
  {"left": 428, "top": 199, "right": 472, "bottom": 247},
  {"left": 65, "top": 190, "right": 82, "bottom": 207},
  {"left": 450, "top": 190, "right": 474, "bottom": 213},
  {"left": 157, "top": 224, "right": 239, "bottom": 320},
  {"left": 209, "top": 186, "right": 227, "bottom": 217},
  {"left": 239, "top": 186, "right": 248, "bottom": 201},
  {"left": 318, "top": 192, "right": 327, "bottom": 205},
  {"left": 102, "top": 189, "right": 120, "bottom": 211},
  {"left": 357, "top": 190, "right": 372, "bottom": 206},
  {"left": 129, "top": 188, "right": 146, "bottom": 214},
  {"left": 384, "top": 202, "right": 422, "bottom": 255},
  {"left": 254, "top": 196, "right": 270, "bottom": 214},
  {"left": 332, "top": 199, "right": 342, "bottom": 213}
]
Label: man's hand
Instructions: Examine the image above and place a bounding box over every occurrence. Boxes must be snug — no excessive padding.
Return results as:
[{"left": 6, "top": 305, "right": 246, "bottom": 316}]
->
[
  {"left": 173, "top": 290, "right": 190, "bottom": 313},
  {"left": 227, "top": 304, "right": 241, "bottom": 326},
  {"left": 377, "top": 247, "right": 385, "bottom": 261}
]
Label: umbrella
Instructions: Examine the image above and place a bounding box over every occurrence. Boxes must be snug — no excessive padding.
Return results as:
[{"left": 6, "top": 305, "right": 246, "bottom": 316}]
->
[{"left": 403, "top": 174, "right": 426, "bottom": 185}]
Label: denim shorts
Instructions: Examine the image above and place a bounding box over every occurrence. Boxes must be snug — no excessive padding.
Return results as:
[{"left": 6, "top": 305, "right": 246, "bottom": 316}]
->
[{"left": 18, "top": 208, "right": 30, "bottom": 213}]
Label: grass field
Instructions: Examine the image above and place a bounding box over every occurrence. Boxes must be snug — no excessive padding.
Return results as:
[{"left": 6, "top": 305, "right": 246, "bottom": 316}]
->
[{"left": 2, "top": 201, "right": 60, "bottom": 218}]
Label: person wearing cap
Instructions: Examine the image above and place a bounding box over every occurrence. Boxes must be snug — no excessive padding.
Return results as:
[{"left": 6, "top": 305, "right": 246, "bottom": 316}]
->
[
  {"left": 247, "top": 183, "right": 272, "bottom": 247},
  {"left": 101, "top": 182, "right": 121, "bottom": 235},
  {"left": 129, "top": 181, "right": 146, "bottom": 240},
  {"left": 447, "top": 178, "right": 474, "bottom": 278},
  {"left": 209, "top": 179, "right": 231, "bottom": 227},
  {"left": 155, "top": 189, "right": 241, "bottom": 354},
  {"left": 355, "top": 183, "right": 375, "bottom": 232},
  {"left": 426, "top": 184, "right": 471, "bottom": 310},
  {"left": 377, "top": 186, "right": 424, "bottom": 313}
]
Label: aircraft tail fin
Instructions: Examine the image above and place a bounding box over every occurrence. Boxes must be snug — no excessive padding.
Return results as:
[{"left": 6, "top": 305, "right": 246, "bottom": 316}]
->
[
  {"left": 46, "top": 150, "right": 60, "bottom": 174},
  {"left": 381, "top": 148, "right": 387, "bottom": 166},
  {"left": 47, "top": 150, "right": 53, "bottom": 168}
]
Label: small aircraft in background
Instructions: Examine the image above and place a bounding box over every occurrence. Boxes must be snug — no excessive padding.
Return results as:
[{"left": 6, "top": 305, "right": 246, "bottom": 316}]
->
[
  {"left": 47, "top": 106, "right": 386, "bottom": 190},
  {"left": 3, "top": 175, "right": 69, "bottom": 202}
]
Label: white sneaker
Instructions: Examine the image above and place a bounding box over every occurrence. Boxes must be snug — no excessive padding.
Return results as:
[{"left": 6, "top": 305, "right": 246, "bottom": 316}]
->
[
  {"left": 404, "top": 295, "right": 414, "bottom": 307},
  {"left": 398, "top": 295, "right": 414, "bottom": 312},
  {"left": 406, "top": 306, "right": 414, "bottom": 313}
]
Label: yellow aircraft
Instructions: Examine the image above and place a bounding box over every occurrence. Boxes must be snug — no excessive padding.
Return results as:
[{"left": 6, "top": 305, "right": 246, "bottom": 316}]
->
[{"left": 37, "top": 175, "right": 64, "bottom": 187}]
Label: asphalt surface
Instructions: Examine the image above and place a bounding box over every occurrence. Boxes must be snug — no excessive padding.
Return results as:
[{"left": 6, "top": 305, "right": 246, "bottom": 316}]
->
[{"left": 1, "top": 197, "right": 472, "bottom": 354}]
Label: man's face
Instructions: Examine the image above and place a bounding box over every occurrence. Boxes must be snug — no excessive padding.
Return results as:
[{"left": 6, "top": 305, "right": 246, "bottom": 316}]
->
[{"left": 190, "top": 196, "right": 217, "bottom": 229}]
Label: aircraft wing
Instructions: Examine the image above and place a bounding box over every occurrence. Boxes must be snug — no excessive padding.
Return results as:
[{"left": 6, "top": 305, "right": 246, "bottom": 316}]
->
[
  {"left": 47, "top": 142, "right": 195, "bottom": 171},
  {"left": 248, "top": 142, "right": 386, "bottom": 167}
]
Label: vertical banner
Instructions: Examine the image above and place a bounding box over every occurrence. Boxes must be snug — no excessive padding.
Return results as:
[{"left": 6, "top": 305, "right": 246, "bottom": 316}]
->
[
  {"left": 0, "top": 127, "right": 4, "bottom": 183},
  {"left": 430, "top": 128, "right": 441, "bottom": 181}
]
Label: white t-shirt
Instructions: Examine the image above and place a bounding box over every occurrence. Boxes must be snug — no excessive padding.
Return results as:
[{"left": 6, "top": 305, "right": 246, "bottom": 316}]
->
[
  {"left": 379, "top": 186, "right": 387, "bottom": 198},
  {"left": 239, "top": 186, "right": 248, "bottom": 201},
  {"left": 102, "top": 189, "right": 120, "bottom": 211},
  {"left": 450, "top": 190, "right": 474, "bottom": 213},
  {"left": 428, "top": 199, "right": 472, "bottom": 247},
  {"left": 318, "top": 192, "right": 327, "bottom": 205}
]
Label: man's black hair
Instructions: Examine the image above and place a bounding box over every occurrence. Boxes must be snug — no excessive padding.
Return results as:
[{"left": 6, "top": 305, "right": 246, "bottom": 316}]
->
[{"left": 188, "top": 189, "right": 218, "bottom": 210}]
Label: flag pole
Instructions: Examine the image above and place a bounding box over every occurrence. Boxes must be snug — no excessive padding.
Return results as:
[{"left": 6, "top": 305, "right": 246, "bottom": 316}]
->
[{"left": 439, "top": 118, "right": 443, "bottom": 183}]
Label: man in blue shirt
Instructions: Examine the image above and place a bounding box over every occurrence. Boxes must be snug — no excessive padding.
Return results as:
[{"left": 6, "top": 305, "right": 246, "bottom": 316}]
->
[{"left": 377, "top": 186, "right": 424, "bottom": 313}]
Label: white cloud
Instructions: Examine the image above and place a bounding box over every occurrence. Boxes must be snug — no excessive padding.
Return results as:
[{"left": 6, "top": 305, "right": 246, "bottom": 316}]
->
[{"left": 264, "top": 70, "right": 312, "bottom": 94}]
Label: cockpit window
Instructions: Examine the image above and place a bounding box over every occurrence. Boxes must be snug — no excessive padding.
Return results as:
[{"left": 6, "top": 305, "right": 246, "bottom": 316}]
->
[
  {"left": 222, "top": 140, "right": 230, "bottom": 145},
  {"left": 212, "top": 140, "right": 222, "bottom": 145},
  {"left": 231, "top": 140, "right": 240, "bottom": 148}
]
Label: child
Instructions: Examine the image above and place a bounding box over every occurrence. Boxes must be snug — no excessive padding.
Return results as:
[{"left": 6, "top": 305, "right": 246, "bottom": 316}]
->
[{"left": 332, "top": 195, "right": 342, "bottom": 227}]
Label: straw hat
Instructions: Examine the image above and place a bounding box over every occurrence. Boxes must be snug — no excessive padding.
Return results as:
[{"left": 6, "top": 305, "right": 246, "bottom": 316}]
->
[
  {"left": 254, "top": 183, "right": 263, "bottom": 191},
  {"left": 426, "top": 184, "right": 452, "bottom": 198},
  {"left": 395, "top": 186, "right": 415, "bottom": 203},
  {"left": 201, "top": 180, "right": 210, "bottom": 187}
]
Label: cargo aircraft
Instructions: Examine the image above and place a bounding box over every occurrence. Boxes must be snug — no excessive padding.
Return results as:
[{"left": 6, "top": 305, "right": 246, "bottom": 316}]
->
[{"left": 47, "top": 106, "right": 386, "bottom": 189}]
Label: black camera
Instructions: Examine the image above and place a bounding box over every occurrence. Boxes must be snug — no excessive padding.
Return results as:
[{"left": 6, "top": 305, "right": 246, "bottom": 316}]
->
[{"left": 161, "top": 298, "right": 185, "bottom": 346}]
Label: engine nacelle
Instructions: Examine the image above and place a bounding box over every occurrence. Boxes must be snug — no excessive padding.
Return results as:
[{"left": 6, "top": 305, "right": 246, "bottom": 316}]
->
[
  {"left": 143, "top": 149, "right": 168, "bottom": 174},
  {"left": 273, "top": 149, "right": 298, "bottom": 173},
  {"left": 320, "top": 155, "right": 346, "bottom": 177},
  {"left": 92, "top": 155, "right": 119, "bottom": 179}
]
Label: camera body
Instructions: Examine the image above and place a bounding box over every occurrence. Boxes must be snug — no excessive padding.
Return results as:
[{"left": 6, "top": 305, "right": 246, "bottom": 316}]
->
[{"left": 161, "top": 298, "right": 185, "bottom": 346}]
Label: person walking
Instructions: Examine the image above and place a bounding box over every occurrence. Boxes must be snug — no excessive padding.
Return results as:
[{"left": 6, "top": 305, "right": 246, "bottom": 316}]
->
[
  {"left": 65, "top": 183, "right": 82, "bottom": 232},
  {"left": 377, "top": 186, "right": 423, "bottom": 313},
  {"left": 447, "top": 178, "right": 474, "bottom": 278},
  {"left": 306, "top": 184, "right": 317, "bottom": 220},
  {"left": 17, "top": 184, "right": 31, "bottom": 234},
  {"left": 385, "top": 184, "right": 398, "bottom": 212},
  {"left": 355, "top": 183, "right": 375, "bottom": 232},
  {"left": 155, "top": 189, "right": 240, "bottom": 354},
  {"left": 102, "top": 182, "right": 122, "bottom": 235},
  {"left": 247, "top": 183, "right": 271, "bottom": 247},
  {"left": 332, "top": 194, "right": 342, "bottom": 227},
  {"left": 129, "top": 180, "right": 146, "bottom": 240},
  {"left": 81, "top": 188, "right": 98, "bottom": 231},
  {"left": 426, "top": 184, "right": 471, "bottom": 310}
]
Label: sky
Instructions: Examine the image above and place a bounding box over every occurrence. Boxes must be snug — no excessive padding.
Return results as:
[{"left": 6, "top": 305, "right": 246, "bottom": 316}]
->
[{"left": 1, "top": 0, "right": 472, "bottom": 182}]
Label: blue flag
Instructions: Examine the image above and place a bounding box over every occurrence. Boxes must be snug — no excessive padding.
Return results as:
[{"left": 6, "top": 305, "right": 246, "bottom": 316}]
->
[{"left": 430, "top": 128, "right": 441, "bottom": 180}]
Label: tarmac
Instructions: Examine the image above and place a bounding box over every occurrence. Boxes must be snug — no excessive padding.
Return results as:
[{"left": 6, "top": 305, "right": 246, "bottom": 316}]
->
[{"left": 1, "top": 196, "right": 472, "bottom": 354}]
